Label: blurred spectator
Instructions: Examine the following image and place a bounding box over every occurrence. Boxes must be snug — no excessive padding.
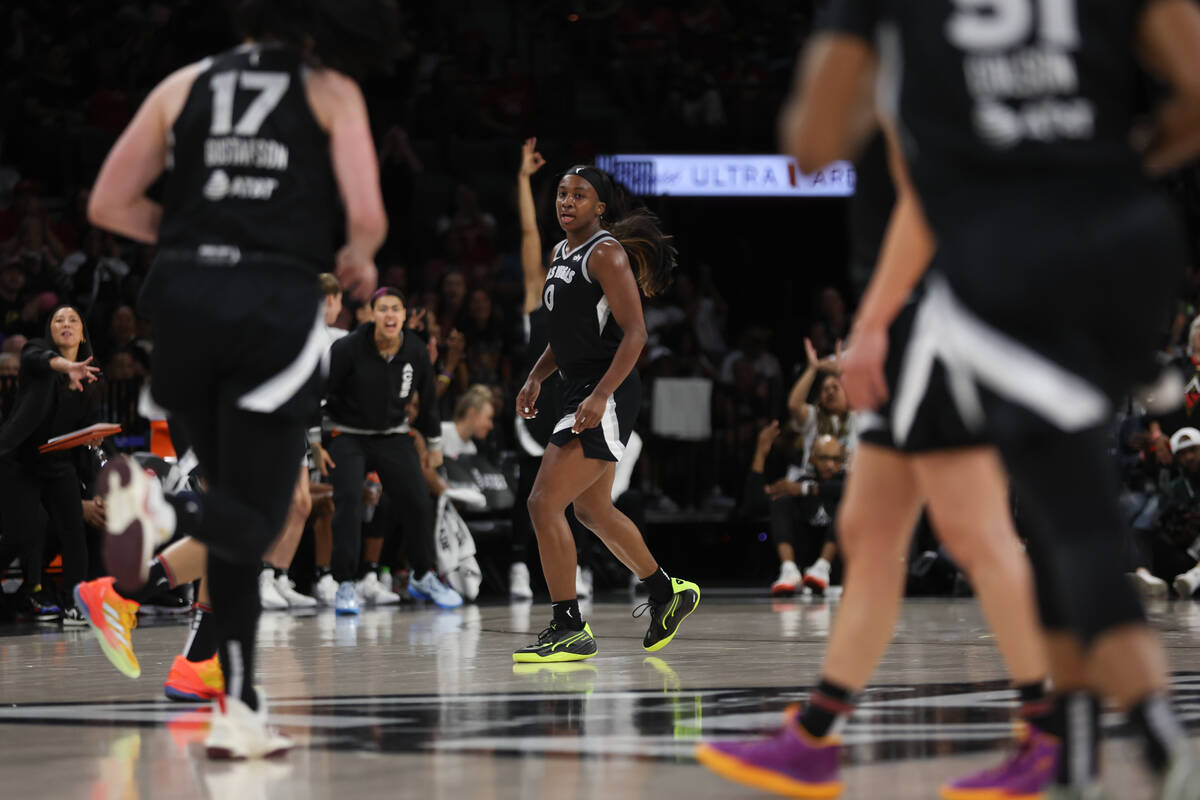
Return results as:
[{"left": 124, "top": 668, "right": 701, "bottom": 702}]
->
[
  {"left": 0, "top": 260, "right": 29, "bottom": 335},
  {"left": 743, "top": 421, "right": 845, "bottom": 597},
  {"left": 719, "top": 326, "right": 782, "bottom": 385},
  {"left": 436, "top": 269, "right": 469, "bottom": 339},
  {"left": 98, "top": 304, "right": 150, "bottom": 369},
  {"left": 678, "top": 266, "right": 728, "bottom": 363},
  {"left": 318, "top": 272, "right": 348, "bottom": 345},
  {"left": 437, "top": 184, "right": 496, "bottom": 266},
  {"left": 441, "top": 384, "right": 495, "bottom": 460},
  {"left": 8, "top": 215, "right": 63, "bottom": 294},
  {"left": 809, "top": 286, "right": 850, "bottom": 357},
  {"left": 1154, "top": 427, "right": 1200, "bottom": 598},
  {"left": 460, "top": 287, "right": 506, "bottom": 355},
  {"left": 3, "top": 334, "right": 28, "bottom": 356},
  {"left": 59, "top": 227, "right": 129, "bottom": 320},
  {"left": 786, "top": 338, "right": 858, "bottom": 466}
]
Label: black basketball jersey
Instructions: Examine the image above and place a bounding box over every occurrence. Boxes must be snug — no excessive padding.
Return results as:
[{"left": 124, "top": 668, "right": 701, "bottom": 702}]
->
[
  {"left": 157, "top": 43, "right": 338, "bottom": 271},
  {"left": 543, "top": 230, "right": 624, "bottom": 380},
  {"left": 827, "top": 0, "right": 1158, "bottom": 237}
]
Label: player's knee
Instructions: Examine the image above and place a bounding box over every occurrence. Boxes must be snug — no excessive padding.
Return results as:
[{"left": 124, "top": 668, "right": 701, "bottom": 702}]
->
[
  {"left": 527, "top": 488, "right": 560, "bottom": 522},
  {"left": 573, "top": 501, "right": 606, "bottom": 532}
]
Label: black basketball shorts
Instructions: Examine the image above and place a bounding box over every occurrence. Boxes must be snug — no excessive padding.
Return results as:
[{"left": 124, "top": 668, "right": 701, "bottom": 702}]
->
[{"left": 548, "top": 370, "right": 640, "bottom": 462}]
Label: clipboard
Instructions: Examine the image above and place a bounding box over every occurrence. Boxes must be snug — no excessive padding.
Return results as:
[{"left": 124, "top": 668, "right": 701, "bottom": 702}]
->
[{"left": 38, "top": 423, "right": 122, "bottom": 454}]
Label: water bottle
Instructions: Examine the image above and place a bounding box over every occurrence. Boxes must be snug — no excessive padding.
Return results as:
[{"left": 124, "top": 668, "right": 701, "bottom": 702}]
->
[{"left": 363, "top": 472, "right": 382, "bottom": 522}]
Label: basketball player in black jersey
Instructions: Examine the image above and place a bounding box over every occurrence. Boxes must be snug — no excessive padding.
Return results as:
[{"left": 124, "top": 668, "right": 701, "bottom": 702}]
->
[
  {"left": 511, "top": 166, "right": 700, "bottom": 663},
  {"left": 513, "top": 137, "right": 607, "bottom": 603},
  {"left": 699, "top": 2, "right": 1200, "bottom": 799},
  {"left": 86, "top": 0, "right": 394, "bottom": 759}
]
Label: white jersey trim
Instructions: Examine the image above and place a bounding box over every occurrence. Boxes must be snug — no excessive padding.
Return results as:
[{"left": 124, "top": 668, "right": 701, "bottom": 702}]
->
[
  {"left": 893, "top": 275, "right": 1109, "bottom": 445},
  {"left": 515, "top": 414, "right": 546, "bottom": 458},
  {"left": 599, "top": 394, "right": 625, "bottom": 460},
  {"left": 550, "top": 394, "right": 625, "bottom": 460},
  {"left": 579, "top": 233, "right": 616, "bottom": 284},
  {"left": 237, "top": 303, "right": 325, "bottom": 413},
  {"left": 560, "top": 229, "right": 607, "bottom": 262},
  {"left": 596, "top": 296, "right": 611, "bottom": 334}
]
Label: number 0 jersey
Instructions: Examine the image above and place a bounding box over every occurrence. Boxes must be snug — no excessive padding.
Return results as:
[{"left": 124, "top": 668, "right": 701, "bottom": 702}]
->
[
  {"left": 543, "top": 230, "right": 625, "bottom": 381},
  {"left": 826, "top": 0, "right": 1160, "bottom": 240},
  {"left": 157, "top": 43, "right": 338, "bottom": 272}
]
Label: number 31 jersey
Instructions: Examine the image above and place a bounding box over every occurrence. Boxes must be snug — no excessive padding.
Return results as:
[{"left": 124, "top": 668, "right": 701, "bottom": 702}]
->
[
  {"left": 157, "top": 43, "right": 338, "bottom": 272},
  {"left": 827, "top": 0, "right": 1158, "bottom": 235}
]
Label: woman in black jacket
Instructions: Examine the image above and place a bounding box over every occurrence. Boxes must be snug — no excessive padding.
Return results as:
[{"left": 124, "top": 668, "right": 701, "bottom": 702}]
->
[{"left": 0, "top": 304, "right": 101, "bottom": 623}]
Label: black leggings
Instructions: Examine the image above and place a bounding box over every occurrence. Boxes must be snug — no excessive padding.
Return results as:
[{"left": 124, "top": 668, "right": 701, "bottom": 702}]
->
[
  {"left": 168, "top": 401, "right": 305, "bottom": 708},
  {"left": 329, "top": 433, "right": 435, "bottom": 582},
  {"left": 769, "top": 495, "right": 837, "bottom": 555},
  {"left": 0, "top": 454, "right": 87, "bottom": 597},
  {"left": 1000, "top": 425, "right": 1145, "bottom": 645}
]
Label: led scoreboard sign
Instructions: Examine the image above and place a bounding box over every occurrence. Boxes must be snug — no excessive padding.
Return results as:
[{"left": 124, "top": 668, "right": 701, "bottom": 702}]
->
[{"left": 594, "top": 154, "right": 855, "bottom": 197}]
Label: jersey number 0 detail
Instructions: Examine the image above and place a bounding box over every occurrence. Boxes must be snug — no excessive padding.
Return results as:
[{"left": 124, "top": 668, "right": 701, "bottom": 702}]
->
[
  {"left": 544, "top": 284, "right": 555, "bottom": 312},
  {"left": 209, "top": 71, "right": 291, "bottom": 136}
]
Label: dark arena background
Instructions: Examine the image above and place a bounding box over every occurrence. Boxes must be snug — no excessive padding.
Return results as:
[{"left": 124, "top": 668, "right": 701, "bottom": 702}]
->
[{"left": 0, "top": 2, "right": 1198, "bottom": 799}]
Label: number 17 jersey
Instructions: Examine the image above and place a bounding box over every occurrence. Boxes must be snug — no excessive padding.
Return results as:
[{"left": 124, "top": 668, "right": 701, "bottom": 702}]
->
[{"left": 158, "top": 43, "right": 338, "bottom": 272}]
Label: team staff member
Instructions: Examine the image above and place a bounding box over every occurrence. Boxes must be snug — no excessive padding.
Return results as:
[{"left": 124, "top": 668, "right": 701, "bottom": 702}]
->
[
  {"left": 323, "top": 286, "right": 462, "bottom": 612},
  {"left": 0, "top": 305, "right": 101, "bottom": 624}
]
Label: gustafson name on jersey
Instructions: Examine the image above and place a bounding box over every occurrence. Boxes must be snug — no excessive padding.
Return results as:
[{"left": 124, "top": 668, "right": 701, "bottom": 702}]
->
[{"left": 202, "top": 137, "right": 287, "bottom": 201}]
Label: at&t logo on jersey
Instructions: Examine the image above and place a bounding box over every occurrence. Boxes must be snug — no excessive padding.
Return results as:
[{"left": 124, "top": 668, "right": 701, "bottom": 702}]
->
[{"left": 203, "top": 169, "right": 280, "bottom": 201}]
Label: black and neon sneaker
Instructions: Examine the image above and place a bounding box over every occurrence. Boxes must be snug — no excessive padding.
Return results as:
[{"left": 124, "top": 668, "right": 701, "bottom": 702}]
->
[
  {"left": 513, "top": 622, "right": 598, "bottom": 663},
  {"left": 635, "top": 577, "right": 700, "bottom": 652}
]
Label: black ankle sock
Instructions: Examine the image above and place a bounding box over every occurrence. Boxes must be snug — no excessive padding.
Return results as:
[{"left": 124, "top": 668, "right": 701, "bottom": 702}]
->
[
  {"left": 119, "top": 558, "right": 171, "bottom": 602},
  {"left": 1054, "top": 692, "right": 1101, "bottom": 786},
  {"left": 799, "top": 677, "right": 856, "bottom": 739},
  {"left": 363, "top": 561, "right": 380, "bottom": 578},
  {"left": 641, "top": 567, "right": 672, "bottom": 603},
  {"left": 1129, "top": 692, "right": 1186, "bottom": 773},
  {"left": 315, "top": 566, "right": 332, "bottom": 580},
  {"left": 208, "top": 554, "right": 260, "bottom": 710},
  {"left": 273, "top": 566, "right": 285, "bottom": 579},
  {"left": 552, "top": 599, "right": 584, "bottom": 631},
  {"left": 184, "top": 603, "right": 218, "bottom": 662},
  {"left": 1016, "top": 681, "right": 1052, "bottom": 728}
]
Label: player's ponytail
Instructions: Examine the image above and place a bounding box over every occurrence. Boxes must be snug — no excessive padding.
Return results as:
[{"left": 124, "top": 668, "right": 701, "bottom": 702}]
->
[{"left": 602, "top": 180, "right": 676, "bottom": 298}]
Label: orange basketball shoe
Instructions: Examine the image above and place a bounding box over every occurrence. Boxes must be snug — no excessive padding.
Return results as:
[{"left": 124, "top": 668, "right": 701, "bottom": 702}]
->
[
  {"left": 164, "top": 655, "right": 224, "bottom": 702},
  {"left": 74, "top": 577, "right": 141, "bottom": 678}
]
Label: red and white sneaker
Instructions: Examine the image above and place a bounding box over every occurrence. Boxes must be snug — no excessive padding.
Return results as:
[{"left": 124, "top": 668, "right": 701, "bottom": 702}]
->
[
  {"left": 99, "top": 456, "right": 176, "bottom": 591},
  {"left": 803, "top": 558, "right": 832, "bottom": 595},
  {"left": 205, "top": 689, "right": 293, "bottom": 760},
  {"left": 771, "top": 561, "right": 801, "bottom": 597}
]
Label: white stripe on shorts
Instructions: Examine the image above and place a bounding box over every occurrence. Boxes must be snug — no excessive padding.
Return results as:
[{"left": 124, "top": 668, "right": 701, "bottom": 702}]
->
[{"left": 237, "top": 304, "right": 325, "bottom": 414}]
